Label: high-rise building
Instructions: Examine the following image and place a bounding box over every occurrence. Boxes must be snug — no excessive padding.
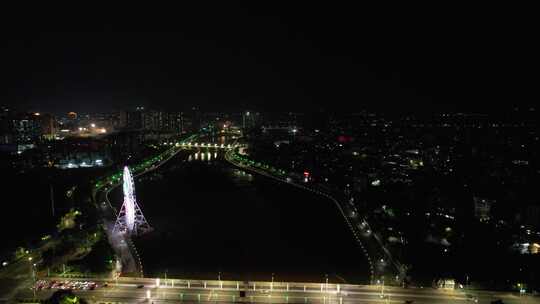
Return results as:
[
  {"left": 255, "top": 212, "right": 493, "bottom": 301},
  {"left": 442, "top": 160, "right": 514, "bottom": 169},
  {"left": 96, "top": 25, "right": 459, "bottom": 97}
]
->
[
  {"left": 473, "top": 197, "right": 493, "bottom": 222},
  {"left": 0, "top": 110, "right": 41, "bottom": 152},
  {"left": 13, "top": 113, "right": 41, "bottom": 145},
  {"left": 242, "top": 111, "right": 259, "bottom": 130},
  {"left": 142, "top": 110, "right": 163, "bottom": 131},
  {"left": 167, "top": 112, "right": 184, "bottom": 134},
  {"left": 117, "top": 108, "right": 186, "bottom": 133},
  {"left": 119, "top": 109, "right": 143, "bottom": 130},
  {"left": 191, "top": 107, "right": 201, "bottom": 131},
  {"left": 37, "top": 113, "right": 57, "bottom": 140},
  {"left": 0, "top": 106, "right": 13, "bottom": 145}
]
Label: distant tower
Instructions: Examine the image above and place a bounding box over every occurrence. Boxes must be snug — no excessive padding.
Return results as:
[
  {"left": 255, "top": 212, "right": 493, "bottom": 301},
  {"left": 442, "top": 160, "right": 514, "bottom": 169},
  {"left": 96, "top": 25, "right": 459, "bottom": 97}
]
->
[{"left": 113, "top": 166, "right": 152, "bottom": 236}]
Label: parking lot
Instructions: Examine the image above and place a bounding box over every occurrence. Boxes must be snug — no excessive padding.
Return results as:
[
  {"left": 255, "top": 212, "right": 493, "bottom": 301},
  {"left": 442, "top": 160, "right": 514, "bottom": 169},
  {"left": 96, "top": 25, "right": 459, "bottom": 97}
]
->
[{"left": 33, "top": 279, "right": 100, "bottom": 291}]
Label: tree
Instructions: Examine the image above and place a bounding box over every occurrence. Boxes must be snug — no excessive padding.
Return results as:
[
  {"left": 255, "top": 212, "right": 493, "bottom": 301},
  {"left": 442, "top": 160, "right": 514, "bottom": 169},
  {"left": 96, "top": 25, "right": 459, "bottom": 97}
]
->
[
  {"left": 45, "top": 290, "right": 88, "bottom": 304},
  {"left": 14, "top": 247, "right": 26, "bottom": 259}
]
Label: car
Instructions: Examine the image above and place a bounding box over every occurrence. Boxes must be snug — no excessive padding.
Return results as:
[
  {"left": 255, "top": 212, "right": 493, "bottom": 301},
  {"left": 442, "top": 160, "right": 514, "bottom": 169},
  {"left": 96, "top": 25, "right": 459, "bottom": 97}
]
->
[
  {"left": 465, "top": 294, "right": 479, "bottom": 302},
  {"left": 136, "top": 284, "right": 144, "bottom": 288}
]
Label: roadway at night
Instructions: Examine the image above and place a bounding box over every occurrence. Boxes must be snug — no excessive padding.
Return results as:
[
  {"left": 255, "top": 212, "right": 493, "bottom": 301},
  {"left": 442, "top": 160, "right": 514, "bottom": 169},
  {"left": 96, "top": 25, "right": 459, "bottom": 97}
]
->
[{"left": 17, "top": 277, "right": 540, "bottom": 303}]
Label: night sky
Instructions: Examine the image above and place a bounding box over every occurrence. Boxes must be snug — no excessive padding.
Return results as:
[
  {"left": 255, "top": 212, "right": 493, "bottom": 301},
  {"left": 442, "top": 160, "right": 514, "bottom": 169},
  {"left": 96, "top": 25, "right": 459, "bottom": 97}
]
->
[{"left": 0, "top": 5, "right": 536, "bottom": 114}]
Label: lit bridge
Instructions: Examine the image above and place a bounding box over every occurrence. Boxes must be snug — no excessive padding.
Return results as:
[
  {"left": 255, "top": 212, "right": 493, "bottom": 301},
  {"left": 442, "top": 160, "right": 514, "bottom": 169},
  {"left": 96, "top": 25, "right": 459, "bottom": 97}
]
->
[
  {"left": 177, "top": 142, "right": 238, "bottom": 149},
  {"left": 20, "top": 276, "right": 537, "bottom": 304}
]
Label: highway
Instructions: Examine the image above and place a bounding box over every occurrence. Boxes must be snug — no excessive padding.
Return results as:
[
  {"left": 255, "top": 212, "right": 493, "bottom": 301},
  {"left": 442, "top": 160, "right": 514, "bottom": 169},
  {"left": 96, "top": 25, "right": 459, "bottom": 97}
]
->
[{"left": 17, "top": 278, "right": 540, "bottom": 303}]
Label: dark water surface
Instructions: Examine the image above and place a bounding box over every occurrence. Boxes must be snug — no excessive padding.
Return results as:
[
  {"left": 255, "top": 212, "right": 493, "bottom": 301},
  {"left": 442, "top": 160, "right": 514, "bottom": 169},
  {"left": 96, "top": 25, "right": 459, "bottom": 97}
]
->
[{"left": 111, "top": 150, "right": 368, "bottom": 283}]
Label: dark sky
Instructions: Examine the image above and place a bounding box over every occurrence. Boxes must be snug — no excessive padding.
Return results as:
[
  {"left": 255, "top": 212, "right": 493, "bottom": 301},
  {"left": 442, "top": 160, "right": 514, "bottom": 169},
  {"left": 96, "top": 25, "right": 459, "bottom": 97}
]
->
[{"left": 0, "top": 5, "right": 537, "bottom": 114}]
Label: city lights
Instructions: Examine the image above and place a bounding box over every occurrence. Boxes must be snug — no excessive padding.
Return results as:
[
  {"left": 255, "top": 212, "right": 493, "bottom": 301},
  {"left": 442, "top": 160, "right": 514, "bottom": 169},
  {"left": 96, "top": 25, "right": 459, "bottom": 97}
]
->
[{"left": 1, "top": 13, "right": 538, "bottom": 301}]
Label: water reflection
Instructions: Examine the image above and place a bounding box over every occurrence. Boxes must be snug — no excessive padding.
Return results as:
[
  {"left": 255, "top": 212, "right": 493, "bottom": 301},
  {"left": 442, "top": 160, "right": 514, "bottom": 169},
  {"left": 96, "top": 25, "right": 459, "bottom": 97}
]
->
[
  {"left": 231, "top": 168, "right": 253, "bottom": 182},
  {"left": 187, "top": 150, "right": 220, "bottom": 162}
]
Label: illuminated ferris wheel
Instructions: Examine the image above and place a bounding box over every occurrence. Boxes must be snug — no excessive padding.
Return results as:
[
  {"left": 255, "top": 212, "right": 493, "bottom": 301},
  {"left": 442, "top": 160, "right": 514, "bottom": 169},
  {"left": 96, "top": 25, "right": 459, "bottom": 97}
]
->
[{"left": 113, "top": 166, "right": 152, "bottom": 236}]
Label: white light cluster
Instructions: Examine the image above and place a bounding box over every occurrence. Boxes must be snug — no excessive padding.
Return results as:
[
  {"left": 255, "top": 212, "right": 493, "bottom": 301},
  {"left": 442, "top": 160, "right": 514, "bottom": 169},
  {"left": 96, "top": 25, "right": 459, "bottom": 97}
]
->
[{"left": 123, "top": 166, "right": 136, "bottom": 234}]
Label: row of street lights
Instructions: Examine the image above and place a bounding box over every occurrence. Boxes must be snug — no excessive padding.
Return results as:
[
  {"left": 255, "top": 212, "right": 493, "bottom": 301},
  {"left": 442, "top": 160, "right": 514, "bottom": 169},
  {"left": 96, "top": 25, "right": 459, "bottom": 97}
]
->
[
  {"left": 155, "top": 271, "right": 330, "bottom": 291},
  {"left": 147, "top": 271, "right": 336, "bottom": 302}
]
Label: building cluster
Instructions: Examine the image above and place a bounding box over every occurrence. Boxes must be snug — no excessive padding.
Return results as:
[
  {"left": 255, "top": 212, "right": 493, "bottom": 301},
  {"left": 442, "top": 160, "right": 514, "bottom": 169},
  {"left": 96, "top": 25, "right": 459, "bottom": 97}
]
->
[
  {"left": 0, "top": 106, "right": 56, "bottom": 153},
  {"left": 118, "top": 107, "right": 187, "bottom": 133},
  {"left": 246, "top": 109, "right": 540, "bottom": 287},
  {"left": 0, "top": 106, "right": 199, "bottom": 170},
  {"left": 0, "top": 105, "right": 263, "bottom": 171}
]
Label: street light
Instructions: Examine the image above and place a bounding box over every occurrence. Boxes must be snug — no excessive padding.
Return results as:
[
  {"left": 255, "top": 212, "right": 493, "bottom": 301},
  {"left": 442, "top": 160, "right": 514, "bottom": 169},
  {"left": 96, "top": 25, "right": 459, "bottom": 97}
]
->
[
  {"left": 31, "top": 262, "right": 37, "bottom": 298},
  {"left": 32, "top": 263, "right": 37, "bottom": 280},
  {"left": 325, "top": 274, "right": 329, "bottom": 292}
]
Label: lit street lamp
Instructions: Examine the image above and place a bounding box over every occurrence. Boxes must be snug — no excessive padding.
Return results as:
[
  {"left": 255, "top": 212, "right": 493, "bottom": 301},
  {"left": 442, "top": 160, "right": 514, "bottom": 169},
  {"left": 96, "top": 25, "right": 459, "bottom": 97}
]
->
[
  {"left": 31, "top": 263, "right": 37, "bottom": 298},
  {"left": 31, "top": 263, "right": 36, "bottom": 282},
  {"left": 325, "top": 274, "right": 329, "bottom": 292},
  {"left": 380, "top": 278, "right": 385, "bottom": 298}
]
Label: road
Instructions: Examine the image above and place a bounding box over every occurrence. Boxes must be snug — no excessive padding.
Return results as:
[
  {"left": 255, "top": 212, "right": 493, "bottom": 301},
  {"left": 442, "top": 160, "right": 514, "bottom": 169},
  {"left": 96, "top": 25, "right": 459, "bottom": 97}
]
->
[{"left": 17, "top": 278, "right": 540, "bottom": 304}]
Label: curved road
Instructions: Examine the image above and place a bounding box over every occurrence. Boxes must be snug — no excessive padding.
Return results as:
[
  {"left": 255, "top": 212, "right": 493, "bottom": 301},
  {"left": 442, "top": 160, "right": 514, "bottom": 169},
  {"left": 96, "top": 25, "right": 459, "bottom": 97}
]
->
[{"left": 224, "top": 148, "right": 403, "bottom": 285}]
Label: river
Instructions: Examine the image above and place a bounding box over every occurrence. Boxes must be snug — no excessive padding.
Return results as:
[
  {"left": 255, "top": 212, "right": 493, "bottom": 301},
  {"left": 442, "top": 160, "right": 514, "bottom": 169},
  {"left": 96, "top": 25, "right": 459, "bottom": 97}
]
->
[{"left": 110, "top": 148, "right": 369, "bottom": 284}]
